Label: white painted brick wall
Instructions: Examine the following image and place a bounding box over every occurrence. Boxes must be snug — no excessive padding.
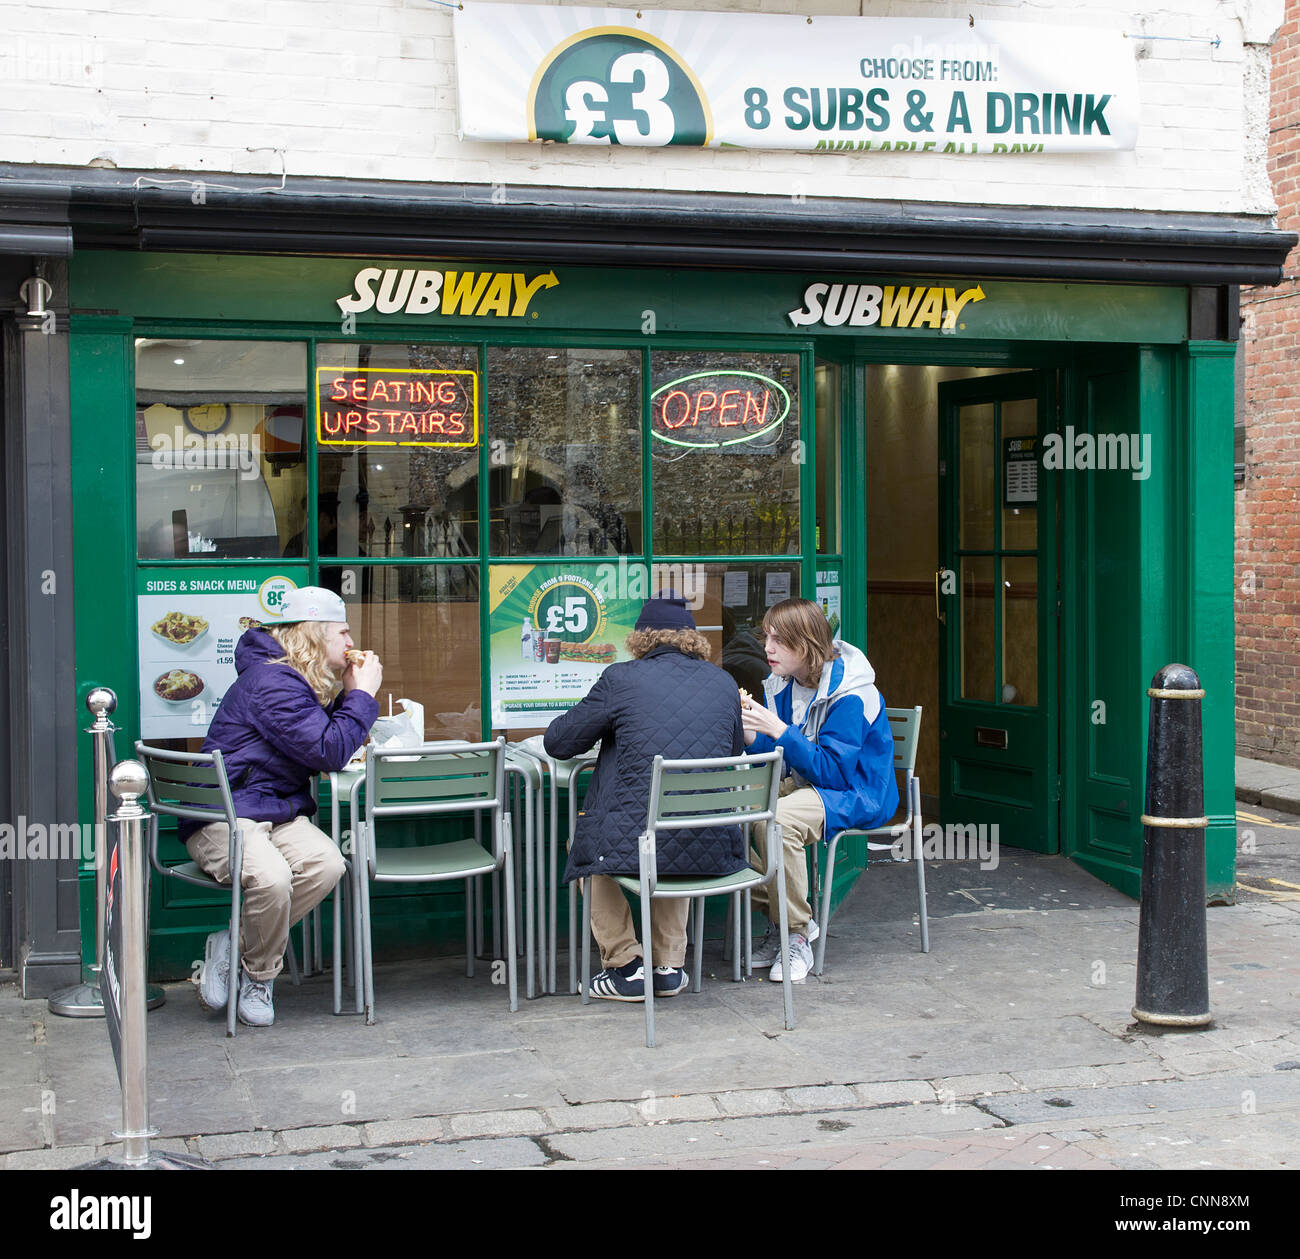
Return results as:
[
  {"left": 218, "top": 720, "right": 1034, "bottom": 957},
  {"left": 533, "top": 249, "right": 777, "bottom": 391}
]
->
[{"left": 0, "top": 0, "right": 1283, "bottom": 215}]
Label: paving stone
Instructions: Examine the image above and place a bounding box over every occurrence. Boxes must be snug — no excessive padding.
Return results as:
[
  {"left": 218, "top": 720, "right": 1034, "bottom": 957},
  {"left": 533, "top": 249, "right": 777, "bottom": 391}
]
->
[
  {"left": 850, "top": 1080, "right": 935, "bottom": 1106},
  {"left": 716, "top": 1089, "right": 789, "bottom": 1116},
  {"left": 542, "top": 1101, "right": 638, "bottom": 1130},
  {"left": 4, "top": 1144, "right": 99, "bottom": 1170},
  {"left": 636, "top": 1093, "right": 720, "bottom": 1122},
  {"left": 196, "top": 1130, "right": 278, "bottom": 1159},
  {"left": 448, "top": 1108, "right": 548, "bottom": 1137},
  {"left": 932, "top": 1072, "right": 1019, "bottom": 1098},
  {"left": 361, "top": 1117, "right": 447, "bottom": 1147},
  {"left": 277, "top": 1124, "right": 363, "bottom": 1153},
  {"left": 783, "top": 1084, "right": 859, "bottom": 1110}
]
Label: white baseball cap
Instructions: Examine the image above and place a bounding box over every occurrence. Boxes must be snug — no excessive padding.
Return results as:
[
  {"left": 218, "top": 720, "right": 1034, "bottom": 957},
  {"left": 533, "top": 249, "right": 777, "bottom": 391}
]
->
[{"left": 276, "top": 586, "right": 347, "bottom": 624}]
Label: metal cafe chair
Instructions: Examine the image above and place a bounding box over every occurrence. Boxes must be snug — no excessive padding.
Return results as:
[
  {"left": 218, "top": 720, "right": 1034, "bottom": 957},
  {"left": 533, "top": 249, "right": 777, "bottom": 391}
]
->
[
  {"left": 355, "top": 738, "right": 517, "bottom": 1024},
  {"left": 578, "top": 749, "right": 791, "bottom": 1048},
  {"left": 807, "top": 705, "right": 929, "bottom": 974},
  {"left": 136, "top": 742, "right": 306, "bottom": 1037}
]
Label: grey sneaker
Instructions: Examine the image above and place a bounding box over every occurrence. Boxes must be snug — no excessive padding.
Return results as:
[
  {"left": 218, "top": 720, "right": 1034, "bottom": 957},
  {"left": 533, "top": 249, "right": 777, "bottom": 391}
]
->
[
  {"left": 750, "top": 918, "right": 817, "bottom": 969},
  {"left": 198, "top": 929, "right": 231, "bottom": 1012},
  {"left": 236, "top": 973, "right": 275, "bottom": 1027},
  {"left": 769, "top": 932, "right": 815, "bottom": 984}
]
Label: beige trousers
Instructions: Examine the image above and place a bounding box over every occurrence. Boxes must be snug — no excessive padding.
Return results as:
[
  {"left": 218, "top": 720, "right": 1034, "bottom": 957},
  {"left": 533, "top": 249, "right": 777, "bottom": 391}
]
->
[
  {"left": 748, "top": 781, "right": 826, "bottom": 935},
  {"left": 587, "top": 874, "right": 690, "bottom": 970},
  {"left": 186, "top": 815, "right": 346, "bottom": 981}
]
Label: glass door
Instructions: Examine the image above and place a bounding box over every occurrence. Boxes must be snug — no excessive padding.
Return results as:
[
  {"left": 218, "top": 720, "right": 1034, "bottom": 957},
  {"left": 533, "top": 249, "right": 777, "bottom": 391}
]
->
[{"left": 938, "top": 371, "right": 1058, "bottom": 853}]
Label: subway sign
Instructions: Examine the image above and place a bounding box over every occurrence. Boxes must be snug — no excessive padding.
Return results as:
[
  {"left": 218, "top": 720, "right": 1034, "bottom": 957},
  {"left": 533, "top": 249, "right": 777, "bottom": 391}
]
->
[
  {"left": 335, "top": 267, "right": 559, "bottom": 319},
  {"left": 788, "top": 281, "right": 986, "bottom": 331},
  {"left": 650, "top": 371, "right": 790, "bottom": 450}
]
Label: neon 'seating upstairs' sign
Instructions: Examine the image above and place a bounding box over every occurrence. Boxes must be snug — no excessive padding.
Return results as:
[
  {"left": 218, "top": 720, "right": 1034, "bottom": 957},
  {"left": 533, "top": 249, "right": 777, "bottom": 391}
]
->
[
  {"left": 316, "top": 367, "right": 479, "bottom": 447},
  {"left": 650, "top": 371, "right": 791, "bottom": 449}
]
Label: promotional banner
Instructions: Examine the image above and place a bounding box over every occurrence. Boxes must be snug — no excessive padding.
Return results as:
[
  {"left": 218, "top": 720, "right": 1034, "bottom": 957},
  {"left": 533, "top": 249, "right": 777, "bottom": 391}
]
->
[
  {"left": 489, "top": 563, "right": 644, "bottom": 727},
  {"left": 137, "top": 569, "right": 305, "bottom": 739},
  {"left": 454, "top": 5, "right": 1138, "bottom": 154}
]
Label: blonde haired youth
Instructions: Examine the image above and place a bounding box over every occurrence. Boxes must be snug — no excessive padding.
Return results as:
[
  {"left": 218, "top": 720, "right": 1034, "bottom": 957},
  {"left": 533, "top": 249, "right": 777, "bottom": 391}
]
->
[{"left": 268, "top": 621, "right": 341, "bottom": 705}]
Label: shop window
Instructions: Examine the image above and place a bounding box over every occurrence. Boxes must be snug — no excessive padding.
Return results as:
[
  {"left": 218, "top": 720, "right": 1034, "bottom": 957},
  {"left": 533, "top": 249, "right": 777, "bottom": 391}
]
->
[
  {"left": 486, "top": 347, "right": 641, "bottom": 556},
  {"left": 683, "top": 561, "right": 801, "bottom": 694},
  {"left": 650, "top": 351, "right": 801, "bottom": 555},
  {"left": 322, "top": 564, "right": 481, "bottom": 743},
  {"left": 814, "top": 361, "right": 840, "bottom": 554},
  {"left": 316, "top": 342, "right": 481, "bottom": 559},
  {"left": 135, "top": 339, "right": 307, "bottom": 559}
]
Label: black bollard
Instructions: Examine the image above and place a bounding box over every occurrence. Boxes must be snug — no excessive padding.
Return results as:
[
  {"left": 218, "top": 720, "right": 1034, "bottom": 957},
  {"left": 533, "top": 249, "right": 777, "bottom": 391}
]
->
[{"left": 1132, "top": 664, "right": 1212, "bottom": 1028}]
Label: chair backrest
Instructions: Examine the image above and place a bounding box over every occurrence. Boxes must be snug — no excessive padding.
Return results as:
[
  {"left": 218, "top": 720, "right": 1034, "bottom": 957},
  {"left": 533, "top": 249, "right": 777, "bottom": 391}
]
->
[
  {"left": 885, "top": 706, "right": 922, "bottom": 782},
  {"left": 647, "top": 750, "right": 783, "bottom": 834},
  {"left": 365, "top": 738, "right": 506, "bottom": 823},
  {"left": 135, "top": 741, "right": 238, "bottom": 828}
]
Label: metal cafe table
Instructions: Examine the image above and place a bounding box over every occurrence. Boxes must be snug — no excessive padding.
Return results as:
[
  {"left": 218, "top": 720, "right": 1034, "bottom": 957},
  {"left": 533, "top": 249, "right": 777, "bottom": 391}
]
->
[
  {"left": 322, "top": 747, "right": 548, "bottom": 1005},
  {"left": 506, "top": 737, "right": 599, "bottom": 996}
]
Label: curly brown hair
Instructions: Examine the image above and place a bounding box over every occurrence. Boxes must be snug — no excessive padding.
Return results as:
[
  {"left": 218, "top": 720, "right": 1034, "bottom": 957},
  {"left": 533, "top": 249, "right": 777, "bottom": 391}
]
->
[{"left": 625, "top": 627, "right": 714, "bottom": 661}]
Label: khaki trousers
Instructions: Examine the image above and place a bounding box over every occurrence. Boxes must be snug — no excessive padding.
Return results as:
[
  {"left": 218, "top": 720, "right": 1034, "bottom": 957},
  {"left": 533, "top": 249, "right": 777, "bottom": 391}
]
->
[
  {"left": 186, "top": 815, "right": 346, "bottom": 981},
  {"left": 587, "top": 874, "right": 690, "bottom": 970},
  {"left": 748, "top": 781, "right": 825, "bottom": 935}
]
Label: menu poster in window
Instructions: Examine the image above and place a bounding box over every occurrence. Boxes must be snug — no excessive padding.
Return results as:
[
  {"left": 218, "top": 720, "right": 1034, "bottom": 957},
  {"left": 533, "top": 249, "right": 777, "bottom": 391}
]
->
[
  {"left": 488, "top": 563, "right": 646, "bottom": 728},
  {"left": 764, "top": 571, "right": 791, "bottom": 607},
  {"left": 1004, "top": 436, "right": 1038, "bottom": 506},
  {"left": 137, "top": 570, "right": 304, "bottom": 739},
  {"left": 722, "top": 570, "right": 749, "bottom": 608},
  {"left": 815, "top": 570, "right": 842, "bottom": 642}
]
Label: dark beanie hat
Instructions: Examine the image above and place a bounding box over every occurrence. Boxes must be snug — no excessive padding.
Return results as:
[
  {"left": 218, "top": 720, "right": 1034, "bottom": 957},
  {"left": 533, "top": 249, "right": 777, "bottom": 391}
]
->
[{"left": 635, "top": 595, "right": 696, "bottom": 632}]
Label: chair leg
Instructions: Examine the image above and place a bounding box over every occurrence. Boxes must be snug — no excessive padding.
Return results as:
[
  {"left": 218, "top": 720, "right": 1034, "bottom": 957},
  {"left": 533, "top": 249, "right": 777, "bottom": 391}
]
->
[
  {"left": 568, "top": 882, "right": 578, "bottom": 996},
  {"left": 691, "top": 897, "right": 704, "bottom": 994},
  {"left": 503, "top": 824, "right": 519, "bottom": 1013},
  {"left": 773, "top": 827, "right": 795, "bottom": 1031},
  {"left": 815, "top": 834, "right": 839, "bottom": 976},
  {"left": 360, "top": 873, "right": 376, "bottom": 1025},
  {"left": 333, "top": 874, "right": 343, "bottom": 1015},
  {"left": 227, "top": 841, "right": 242, "bottom": 1038},
  {"left": 732, "top": 892, "right": 742, "bottom": 983},
  {"left": 464, "top": 879, "right": 475, "bottom": 978},
  {"left": 913, "top": 778, "right": 930, "bottom": 953},
  {"left": 743, "top": 888, "right": 753, "bottom": 978},
  {"left": 641, "top": 881, "right": 656, "bottom": 1049},
  {"left": 579, "top": 879, "right": 592, "bottom": 1005},
  {"left": 286, "top": 932, "right": 301, "bottom": 987}
]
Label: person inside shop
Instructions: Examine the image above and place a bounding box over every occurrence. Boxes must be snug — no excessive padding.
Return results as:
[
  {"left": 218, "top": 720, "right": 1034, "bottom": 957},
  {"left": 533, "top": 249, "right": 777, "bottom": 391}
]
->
[
  {"left": 544, "top": 594, "right": 745, "bottom": 1001},
  {"left": 182, "top": 586, "right": 382, "bottom": 1027},
  {"left": 741, "top": 597, "right": 898, "bottom": 984}
]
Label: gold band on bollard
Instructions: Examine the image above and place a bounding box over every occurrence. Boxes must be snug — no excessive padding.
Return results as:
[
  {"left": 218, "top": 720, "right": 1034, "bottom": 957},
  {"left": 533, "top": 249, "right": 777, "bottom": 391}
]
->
[
  {"left": 1132, "top": 1006, "right": 1213, "bottom": 1027},
  {"left": 1140, "top": 814, "right": 1209, "bottom": 829},
  {"left": 1146, "top": 687, "right": 1205, "bottom": 699}
]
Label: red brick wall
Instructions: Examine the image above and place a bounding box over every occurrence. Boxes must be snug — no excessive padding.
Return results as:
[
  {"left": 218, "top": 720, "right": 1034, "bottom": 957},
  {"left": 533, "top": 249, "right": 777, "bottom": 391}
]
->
[{"left": 1237, "top": 10, "right": 1300, "bottom": 765}]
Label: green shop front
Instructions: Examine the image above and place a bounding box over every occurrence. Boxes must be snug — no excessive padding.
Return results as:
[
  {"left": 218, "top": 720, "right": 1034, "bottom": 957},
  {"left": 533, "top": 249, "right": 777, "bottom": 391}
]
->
[{"left": 65, "top": 246, "right": 1243, "bottom": 979}]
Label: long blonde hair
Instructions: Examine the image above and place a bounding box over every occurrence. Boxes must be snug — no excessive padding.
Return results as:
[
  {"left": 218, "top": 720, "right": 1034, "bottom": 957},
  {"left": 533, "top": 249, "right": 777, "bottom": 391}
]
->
[{"left": 268, "top": 621, "right": 340, "bottom": 705}]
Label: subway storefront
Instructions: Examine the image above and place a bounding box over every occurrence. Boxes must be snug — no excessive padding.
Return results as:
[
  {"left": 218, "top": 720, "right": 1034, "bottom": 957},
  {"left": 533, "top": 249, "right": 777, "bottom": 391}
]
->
[{"left": 61, "top": 240, "right": 1250, "bottom": 979}]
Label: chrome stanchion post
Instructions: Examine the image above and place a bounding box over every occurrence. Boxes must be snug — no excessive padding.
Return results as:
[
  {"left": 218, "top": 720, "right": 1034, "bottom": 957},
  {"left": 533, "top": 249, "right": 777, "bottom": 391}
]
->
[
  {"left": 111, "top": 762, "right": 154, "bottom": 1165},
  {"left": 49, "top": 688, "right": 165, "bottom": 1017},
  {"left": 79, "top": 761, "right": 209, "bottom": 1170}
]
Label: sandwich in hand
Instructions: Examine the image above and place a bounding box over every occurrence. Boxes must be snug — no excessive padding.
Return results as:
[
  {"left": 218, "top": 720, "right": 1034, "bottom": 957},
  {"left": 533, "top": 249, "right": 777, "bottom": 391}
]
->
[{"left": 345, "top": 649, "right": 368, "bottom": 667}]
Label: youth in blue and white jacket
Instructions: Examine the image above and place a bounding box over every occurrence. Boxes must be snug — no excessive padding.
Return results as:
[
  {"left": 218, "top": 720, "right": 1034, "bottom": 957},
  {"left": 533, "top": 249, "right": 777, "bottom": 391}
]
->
[{"left": 746, "top": 640, "right": 899, "bottom": 837}]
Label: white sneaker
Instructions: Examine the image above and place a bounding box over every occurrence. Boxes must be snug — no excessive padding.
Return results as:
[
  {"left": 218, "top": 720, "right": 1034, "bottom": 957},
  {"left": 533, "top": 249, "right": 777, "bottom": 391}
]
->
[
  {"left": 749, "top": 919, "right": 818, "bottom": 970},
  {"left": 198, "top": 929, "right": 231, "bottom": 1012},
  {"left": 769, "top": 932, "right": 814, "bottom": 984},
  {"left": 236, "top": 972, "right": 275, "bottom": 1027}
]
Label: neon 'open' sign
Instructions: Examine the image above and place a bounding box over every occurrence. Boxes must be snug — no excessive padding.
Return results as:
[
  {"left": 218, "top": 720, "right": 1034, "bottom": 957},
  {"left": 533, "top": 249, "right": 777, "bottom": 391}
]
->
[{"left": 650, "top": 371, "right": 791, "bottom": 450}]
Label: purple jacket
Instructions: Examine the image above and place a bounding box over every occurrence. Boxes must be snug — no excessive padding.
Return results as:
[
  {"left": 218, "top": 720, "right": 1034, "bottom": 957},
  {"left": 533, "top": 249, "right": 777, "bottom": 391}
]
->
[{"left": 179, "top": 628, "right": 378, "bottom": 839}]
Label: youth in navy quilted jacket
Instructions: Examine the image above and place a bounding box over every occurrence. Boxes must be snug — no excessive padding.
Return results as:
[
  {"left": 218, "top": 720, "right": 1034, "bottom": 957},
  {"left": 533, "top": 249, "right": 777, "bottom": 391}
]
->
[
  {"left": 178, "top": 627, "right": 378, "bottom": 840},
  {"left": 544, "top": 645, "right": 746, "bottom": 881}
]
